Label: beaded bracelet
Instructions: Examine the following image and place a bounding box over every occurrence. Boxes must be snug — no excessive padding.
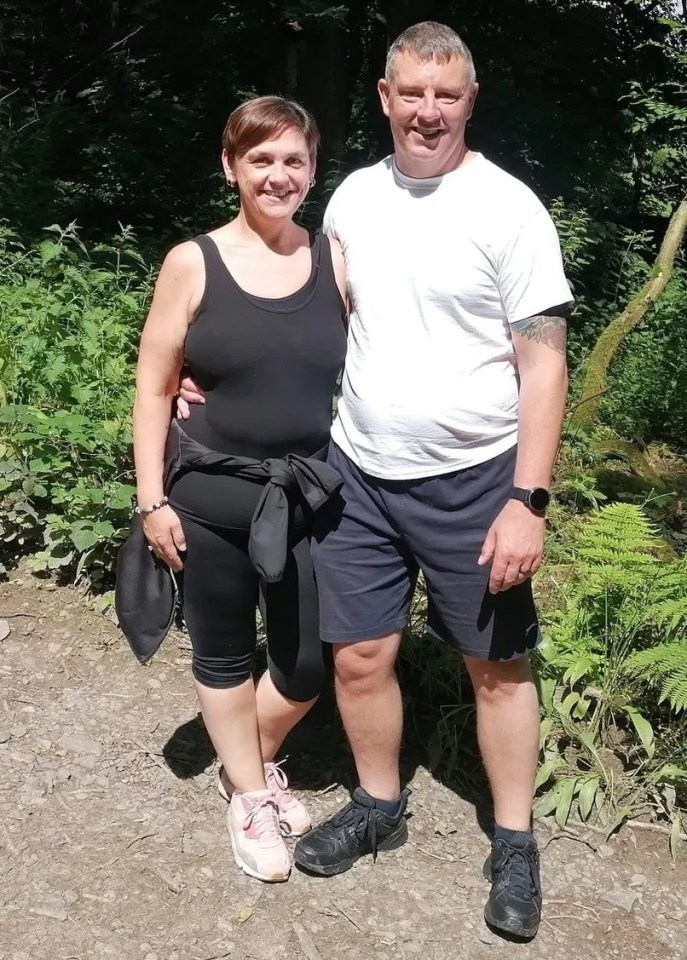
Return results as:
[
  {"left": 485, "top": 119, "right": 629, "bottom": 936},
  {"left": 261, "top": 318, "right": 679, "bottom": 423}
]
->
[{"left": 134, "top": 496, "right": 169, "bottom": 516}]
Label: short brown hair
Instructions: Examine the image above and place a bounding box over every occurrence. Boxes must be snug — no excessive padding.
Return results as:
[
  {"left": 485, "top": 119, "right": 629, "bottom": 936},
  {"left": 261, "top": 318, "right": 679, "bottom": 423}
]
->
[
  {"left": 222, "top": 95, "right": 320, "bottom": 164},
  {"left": 385, "top": 21, "right": 476, "bottom": 84}
]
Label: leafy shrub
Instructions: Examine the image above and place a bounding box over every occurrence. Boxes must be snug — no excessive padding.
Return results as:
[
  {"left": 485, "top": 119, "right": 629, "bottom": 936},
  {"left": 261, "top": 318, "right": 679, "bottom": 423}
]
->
[
  {"left": 550, "top": 198, "right": 656, "bottom": 371},
  {"left": 0, "top": 223, "right": 151, "bottom": 581},
  {"left": 599, "top": 270, "right": 687, "bottom": 450},
  {"left": 535, "top": 503, "right": 687, "bottom": 844}
]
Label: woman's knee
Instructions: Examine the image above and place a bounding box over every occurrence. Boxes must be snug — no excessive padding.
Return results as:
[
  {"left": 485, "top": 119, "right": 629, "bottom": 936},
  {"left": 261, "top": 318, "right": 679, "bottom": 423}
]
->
[
  {"left": 269, "top": 655, "right": 325, "bottom": 703},
  {"left": 270, "top": 668, "right": 324, "bottom": 703},
  {"left": 192, "top": 650, "right": 255, "bottom": 689}
]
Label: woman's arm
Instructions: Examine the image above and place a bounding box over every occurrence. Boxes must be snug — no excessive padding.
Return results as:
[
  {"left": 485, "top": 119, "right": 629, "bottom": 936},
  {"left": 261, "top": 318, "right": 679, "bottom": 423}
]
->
[
  {"left": 133, "top": 241, "right": 204, "bottom": 570},
  {"left": 328, "top": 236, "right": 349, "bottom": 313}
]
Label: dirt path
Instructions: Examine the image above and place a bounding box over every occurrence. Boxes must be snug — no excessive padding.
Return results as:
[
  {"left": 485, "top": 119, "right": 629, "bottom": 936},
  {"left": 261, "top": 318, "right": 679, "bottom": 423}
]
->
[{"left": 0, "top": 571, "right": 685, "bottom": 960}]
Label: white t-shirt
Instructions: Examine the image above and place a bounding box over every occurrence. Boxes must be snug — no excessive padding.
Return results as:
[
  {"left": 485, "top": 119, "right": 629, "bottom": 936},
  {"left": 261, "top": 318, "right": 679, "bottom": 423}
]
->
[{"left": 324, "top": 153, "right": 573, "bottom": 480}]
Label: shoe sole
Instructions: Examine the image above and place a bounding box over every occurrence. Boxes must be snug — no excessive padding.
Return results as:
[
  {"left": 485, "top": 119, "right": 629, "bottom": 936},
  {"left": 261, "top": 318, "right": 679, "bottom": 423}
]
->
[
  {"left": 228, "top": 827, "right": 291, "bottom": 883},
  {"left": 293, "top": 819, "right": 408, "bottom": 876},
  {"left": 483, "top": 905, "right": 539, "bottom": 940}
]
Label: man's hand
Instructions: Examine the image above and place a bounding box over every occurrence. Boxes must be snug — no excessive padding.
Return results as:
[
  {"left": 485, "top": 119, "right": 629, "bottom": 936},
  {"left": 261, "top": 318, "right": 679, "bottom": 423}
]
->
[
  {"left": 478, "top": 499, "right": 545, "bottom": 594},
  {"left": 176, "top": 373, "right": 205, "bottom": 420}
]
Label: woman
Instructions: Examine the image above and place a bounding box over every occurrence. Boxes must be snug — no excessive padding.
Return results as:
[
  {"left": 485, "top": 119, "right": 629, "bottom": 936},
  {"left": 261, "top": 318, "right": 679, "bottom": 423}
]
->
[{"left": 133, "top": 96, "right": 347, "bottom": 883}]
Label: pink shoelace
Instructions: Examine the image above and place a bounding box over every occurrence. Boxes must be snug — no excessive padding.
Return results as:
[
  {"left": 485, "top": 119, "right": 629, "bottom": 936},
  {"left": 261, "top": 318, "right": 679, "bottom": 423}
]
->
[
  {"left": 242, "top": 794, "right": 282, "bottom": 843},
  {"left": 266, "top": 759, "right": 296, "bottom": 805}
]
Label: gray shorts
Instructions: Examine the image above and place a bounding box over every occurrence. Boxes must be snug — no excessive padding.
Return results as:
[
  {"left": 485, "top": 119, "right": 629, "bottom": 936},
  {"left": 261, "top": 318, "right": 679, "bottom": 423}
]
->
[{"left": 312, "top": 442, "right": 540, "bottom": 660}]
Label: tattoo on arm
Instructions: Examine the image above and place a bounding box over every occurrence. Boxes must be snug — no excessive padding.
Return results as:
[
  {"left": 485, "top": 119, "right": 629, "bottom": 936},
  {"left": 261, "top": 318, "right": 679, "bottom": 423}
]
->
[{"left": 514, "top": 313, "right": 567, "bottom": 355}]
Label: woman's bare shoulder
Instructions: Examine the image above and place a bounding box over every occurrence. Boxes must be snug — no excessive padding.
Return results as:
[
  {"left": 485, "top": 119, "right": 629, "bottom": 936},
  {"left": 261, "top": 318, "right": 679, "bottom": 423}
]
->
[
  {"left": 150, "top": 240, "right": 206, "bottom": 319},
  {"left": 161, "top": 239, "right": 205, "bottom": 275}
]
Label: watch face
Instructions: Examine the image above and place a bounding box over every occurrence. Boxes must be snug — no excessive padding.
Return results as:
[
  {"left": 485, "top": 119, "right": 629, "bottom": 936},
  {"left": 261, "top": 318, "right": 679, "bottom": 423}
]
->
[{"left": 529, "top": 487, "right": 550, "bottom": 512}]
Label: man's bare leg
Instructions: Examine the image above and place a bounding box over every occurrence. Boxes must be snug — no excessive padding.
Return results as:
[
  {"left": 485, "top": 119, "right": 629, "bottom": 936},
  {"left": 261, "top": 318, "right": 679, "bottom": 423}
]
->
[
  {"left": 464, "top": 654, "right": 542, "bottom": 938},
  {"left": 333, "top": 632, "right": 404, "bottom": 801},
  {"left": 462, "top": 654, "right": 539, "bottom": 830},
  {"left": 293, "top": 631, "right": 407, "bottom": 875}
]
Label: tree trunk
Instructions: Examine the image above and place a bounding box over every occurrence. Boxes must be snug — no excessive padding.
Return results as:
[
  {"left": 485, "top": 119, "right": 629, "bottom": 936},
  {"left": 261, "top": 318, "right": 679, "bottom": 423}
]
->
[{"left": 570, "top": 196, "right": 687, "bottom": 431}]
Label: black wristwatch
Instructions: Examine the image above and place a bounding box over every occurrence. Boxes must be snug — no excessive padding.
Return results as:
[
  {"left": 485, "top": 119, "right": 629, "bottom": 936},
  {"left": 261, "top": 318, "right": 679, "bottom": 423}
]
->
[{"left": 510, "top": 486, "right": 551, "bottom": 514}]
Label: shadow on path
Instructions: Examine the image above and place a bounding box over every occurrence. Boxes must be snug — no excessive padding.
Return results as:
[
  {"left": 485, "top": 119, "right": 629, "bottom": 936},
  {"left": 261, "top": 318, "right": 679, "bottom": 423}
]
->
[{"left": 161, "top": 631, "right": 493, "bottom": 836}]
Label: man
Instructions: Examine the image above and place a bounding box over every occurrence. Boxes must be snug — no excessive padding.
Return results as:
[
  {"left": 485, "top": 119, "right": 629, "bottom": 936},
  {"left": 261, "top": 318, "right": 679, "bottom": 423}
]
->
[
  {"left": 181, "top": 21, "right": 571, "bottom": 939},
  {"left": 292, "top": 22, "right": 570, "bottom": 940}
]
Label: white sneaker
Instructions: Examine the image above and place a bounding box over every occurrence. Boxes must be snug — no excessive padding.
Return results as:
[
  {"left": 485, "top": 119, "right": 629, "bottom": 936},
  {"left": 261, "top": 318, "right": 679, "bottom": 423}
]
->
[
  {"left": 218, "top": 761, "right": 311, "bottom": 837},
  {"left": 264, "top": 760, "right": 311, "bottom": 837},
  {"left": 227, "top": 789, "right": 290, "bottom": 883}
]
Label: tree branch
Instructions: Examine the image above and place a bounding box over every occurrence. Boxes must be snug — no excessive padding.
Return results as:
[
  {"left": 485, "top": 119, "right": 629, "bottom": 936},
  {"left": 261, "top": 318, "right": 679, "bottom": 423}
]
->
[{"left": 570, "top": 196, "right": 687, "bottom": 432}]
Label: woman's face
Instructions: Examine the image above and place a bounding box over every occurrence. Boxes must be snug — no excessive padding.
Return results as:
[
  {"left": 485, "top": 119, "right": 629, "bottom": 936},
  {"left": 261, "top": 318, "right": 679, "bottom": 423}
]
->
[{"left": 223, "top": 127, "right": 314, "bottom": 222}]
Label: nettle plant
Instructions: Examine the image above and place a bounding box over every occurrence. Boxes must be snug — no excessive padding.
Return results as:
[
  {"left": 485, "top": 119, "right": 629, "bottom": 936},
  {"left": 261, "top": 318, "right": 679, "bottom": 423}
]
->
[
  {"left": 534, "top": 503, "right": 687, "bottom": 851},
  {"left": 0, "top": 223, "right": 151, "bottom": 581}
]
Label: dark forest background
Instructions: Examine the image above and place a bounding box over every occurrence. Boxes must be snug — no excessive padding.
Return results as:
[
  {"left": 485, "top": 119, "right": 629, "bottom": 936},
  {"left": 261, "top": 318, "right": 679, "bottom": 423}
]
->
[{"left": 1, "top": 1, "right": 684, "bottom": 239}]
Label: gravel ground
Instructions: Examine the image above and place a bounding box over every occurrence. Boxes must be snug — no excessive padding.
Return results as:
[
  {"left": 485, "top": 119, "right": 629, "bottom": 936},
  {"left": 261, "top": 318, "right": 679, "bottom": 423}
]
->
[{"left": 0, "top": 570, "right": 685, "bottom": 960}]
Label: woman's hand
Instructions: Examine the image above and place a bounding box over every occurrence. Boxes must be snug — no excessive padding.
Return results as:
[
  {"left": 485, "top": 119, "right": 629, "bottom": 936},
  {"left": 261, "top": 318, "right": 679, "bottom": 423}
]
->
[{"left": 142, "top": 505, "right": 187, "bottom": 572}]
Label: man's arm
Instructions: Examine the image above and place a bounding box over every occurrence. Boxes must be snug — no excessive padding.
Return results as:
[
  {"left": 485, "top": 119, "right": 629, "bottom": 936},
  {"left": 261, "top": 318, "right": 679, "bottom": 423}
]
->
[
  {"left": 511, "top": 306, "right": 568, "bottom": 489},
  {"left": 478, "top": 306, "right": 569, "bottom": 593}
]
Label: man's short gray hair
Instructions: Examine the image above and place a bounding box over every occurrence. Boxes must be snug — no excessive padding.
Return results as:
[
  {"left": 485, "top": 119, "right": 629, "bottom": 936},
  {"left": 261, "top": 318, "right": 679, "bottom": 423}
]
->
[{"left": 385, "top": 21, "right": 476, "bottom": 84}]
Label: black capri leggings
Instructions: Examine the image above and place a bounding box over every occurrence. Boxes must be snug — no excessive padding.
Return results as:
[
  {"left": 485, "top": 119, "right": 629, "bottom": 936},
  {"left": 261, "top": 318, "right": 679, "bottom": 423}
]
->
[
  {"left": 169, "top": 464, "right": 326, "bottom": 700},
  {"left": 176, "top": 517, "right": 324, "bottom": 701},
  {"left": 166, "top": 454, "right": 326, "bottom": 701}
]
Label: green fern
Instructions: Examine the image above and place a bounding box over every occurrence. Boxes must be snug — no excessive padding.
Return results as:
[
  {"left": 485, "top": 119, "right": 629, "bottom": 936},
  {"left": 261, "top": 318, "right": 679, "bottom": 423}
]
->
[
  {"left": 574, "top": 502, "right": 663, "bottom": 564},
  {"left": 547, "top": 507, "right": 687, "bottom": 707},
  {"left": 537, "top": 502, "right": 687, "bottom": 828},
  {"left": 627, "top": 641, "right": 687, "bottom": 712},
  {"left": 644, "top": 591, "right": 687, "bottom": 631}
]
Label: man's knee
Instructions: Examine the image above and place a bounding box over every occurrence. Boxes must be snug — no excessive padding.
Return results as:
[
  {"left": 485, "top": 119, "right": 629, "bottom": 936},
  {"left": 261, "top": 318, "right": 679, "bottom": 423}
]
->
[
  {"left": 464, "top": 654, "right": 534, "bottom": 704},
  {"left": 333, "top": 634, "right": 401, "bottom": 690}
]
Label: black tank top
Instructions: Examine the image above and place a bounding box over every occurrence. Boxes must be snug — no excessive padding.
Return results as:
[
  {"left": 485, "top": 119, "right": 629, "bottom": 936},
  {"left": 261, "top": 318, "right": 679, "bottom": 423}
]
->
[
  {"left": 168, "top": 231, "right": 347, "bottom": 532},
  {"left": 182, "top": 231, "right": 347, "bottom": 459}
]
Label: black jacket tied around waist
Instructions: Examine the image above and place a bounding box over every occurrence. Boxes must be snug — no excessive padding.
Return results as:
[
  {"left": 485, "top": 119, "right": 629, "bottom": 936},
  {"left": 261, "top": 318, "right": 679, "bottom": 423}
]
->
[{"left": 115, "top": 421, "right": 342, "bottom": 663}]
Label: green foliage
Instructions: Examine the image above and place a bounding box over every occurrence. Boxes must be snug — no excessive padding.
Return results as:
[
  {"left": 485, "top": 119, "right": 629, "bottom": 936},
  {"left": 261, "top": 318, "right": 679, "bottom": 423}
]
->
[
  {"left": 0, "top": 224, "right": 150, "bottom": 581},
  {"left": 551, "top": 199, "right": 656, "bottom": 368},
  {"left": 628, "top": 640, "right": 687, "bottom": 714},
  {"left": 598, "top": 270, "right": 687, "bottom": 448},
  {"left": 400, "top": 616, "right": 481, "bottom": 795},
  {"left": 549, "top": 204, "right": 687, "bottom": 456},
  {"left": 622, "top": 71, "right": 687, "bottom": 215},
  {"left": 535, "top": 503, "right": 687, "bottom": 837}
]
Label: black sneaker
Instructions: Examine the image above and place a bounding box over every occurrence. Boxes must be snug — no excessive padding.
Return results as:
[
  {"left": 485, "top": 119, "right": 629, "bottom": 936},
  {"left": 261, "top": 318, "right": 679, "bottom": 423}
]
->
[
  {"left": 483, "top": 835, "right": 542, "bottom": 939},
  {"left": 293, "top": 787, "right": 410, "bottom": 876}
]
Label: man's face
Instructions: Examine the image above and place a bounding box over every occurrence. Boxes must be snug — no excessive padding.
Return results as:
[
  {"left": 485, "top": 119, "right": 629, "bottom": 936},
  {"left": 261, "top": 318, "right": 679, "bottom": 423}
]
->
[{"left": 378, "top": 52, "right": 478, "bottom": 178}]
